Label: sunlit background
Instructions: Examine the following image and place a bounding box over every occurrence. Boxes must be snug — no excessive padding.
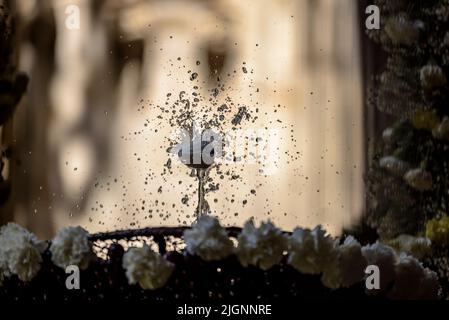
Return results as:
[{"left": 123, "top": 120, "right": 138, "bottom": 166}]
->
[{"left": 1, "top": 0, "right": 364, "bottom": 239}]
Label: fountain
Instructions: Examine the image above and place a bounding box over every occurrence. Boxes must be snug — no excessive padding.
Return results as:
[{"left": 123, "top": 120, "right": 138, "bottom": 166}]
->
[{"left": 174, "top": 128, "right": 218, "bottom": 218}]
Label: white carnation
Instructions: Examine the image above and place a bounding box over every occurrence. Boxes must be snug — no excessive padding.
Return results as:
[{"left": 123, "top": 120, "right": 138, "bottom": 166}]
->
[
  {"left": 0, "top": 223, "right": 46, "bottom": 282},
  {"left": 50, "top": 226, "right": 94, "bottom": 270},
  {"left": 419, "top": 267, "right": 441, "bottom": 300},
  {"left": 322, "top": 236, "right": 368, "bottom": 289},
  {"left": 379, "top": 156, "right": 410, "bottom": 176},
  {"left": 183, "top": 216, "right": 234, "bottom": 261},
  {"left": 237, "top": 220, "right": 287, "bottom": 270},
  {"left": 387, "top": 235, "right": 432, "bottom": 259},
  {"left": 433, "top": 117, "right": 449, "bottom": 141},
  {"left": 0, "top": 253, "right": 8, "bottom": 279},
  {"left": 0, "top": 258, "right": 8, "bottom": 286},
  {"left": 288, "top": 226, "right": 338, "bottom": 276},
  {"left": 122, "top": 245, "right": 174, "bottom": 290},
  {"left": 362, "top": 242, "right": 397, "bottom": 292},
  {"left": 0, "top": 270, "right": 4, "bottom": 286},
  {"left": 339, "top": 237, "right": 368, "bottom": 286},
  {"left": 404, "top": 168, "right": 433, "bottom": 191},
  {"left": 382, "top": 127, "right": 395, "bottom": 143},
  {"left": 420, "top": 64, "right": 447, "bottom": 90},
  {"left": 389, "top": 254, "right": 440, "bottom": 300},
  {"left": 320, "top": 261, "right": 341, "bottom": 289},
  {"left": 385, "top": 16, "right": 422, "bottom": 45}
]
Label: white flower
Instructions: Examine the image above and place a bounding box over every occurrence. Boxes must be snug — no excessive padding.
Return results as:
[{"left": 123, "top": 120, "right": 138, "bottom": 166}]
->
[
  {"left": 0, "top": 270, "right": 4, "bottom": 286},
  {"left": 382, "top": 127, "right": 394, "bottom": 143},
  {"left": 419, "top": 267, "right": 441, "bottom": 300},
  {"left": 420, "top": 64, "right": 447, "bottom": 90},
  {"left": 320, "top": 260, "right": 341, "bottom": 289},
  {"left": 385, "top": 16, "right": 422, "bottom": 45},
  {"left": 387, "top": 235, "right": 432, "bottom": 259},
  {"left": 183, "top": 216, "right": 234, "bottom": 261},
  {"left": 339, "top": 237, "right": 368, "bottom": 286},
  {"left": 445, "top": 32, "right": 449, "bottom": 46},
  {"left": 0, "top": 223, "right": 46, "bottom": 282},
  {"left": 0, "top": 258, "right": 7, "bottom": 286},
  {"left": 122, "top": 245, "right": 174, "bottom": 290},
  {"left": 388, "top": 254, "right": 440, "bottom": 300},
  {"left": 50, "top": 226, "right": 94, "bottom": 270},
  {"left": 237, "top": 220, "right": 287, "bottom": 270},
  {"left": 322, "top": 236, "right": 368, "bottom": 289},
  {"left": 362, "top": 242, "right": 397, "bottom": 292},
  {"left": 379, "top": 156, "right": 410, "bottom": 176},
  {"left": 288, "top": 226, "right": 338, "bottom": 276},
  {"left": 404, "top": 168, "right": 433, "bottom": 191},
  {"left": 433, "top": 117, "right": 449, "bottom": 141}
]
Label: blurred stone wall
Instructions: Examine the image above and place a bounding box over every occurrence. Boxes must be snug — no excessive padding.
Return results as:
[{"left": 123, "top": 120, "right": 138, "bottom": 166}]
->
[{"left": 4, "top": 0, "right": 364, "bottom": 238}]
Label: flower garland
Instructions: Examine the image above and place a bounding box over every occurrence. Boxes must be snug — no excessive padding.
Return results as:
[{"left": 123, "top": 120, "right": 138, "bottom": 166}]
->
[{"left": 0, "top": 218, "right": 444, "bottom": 299}]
